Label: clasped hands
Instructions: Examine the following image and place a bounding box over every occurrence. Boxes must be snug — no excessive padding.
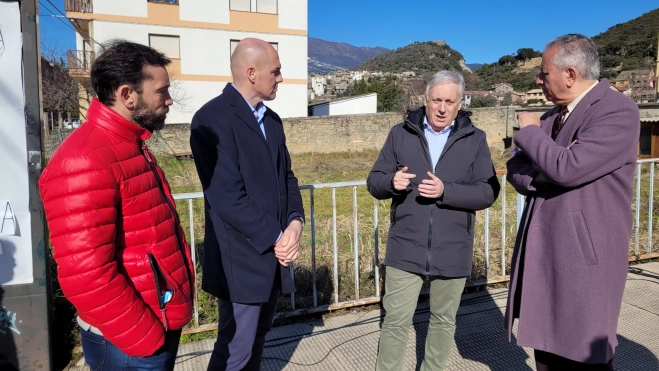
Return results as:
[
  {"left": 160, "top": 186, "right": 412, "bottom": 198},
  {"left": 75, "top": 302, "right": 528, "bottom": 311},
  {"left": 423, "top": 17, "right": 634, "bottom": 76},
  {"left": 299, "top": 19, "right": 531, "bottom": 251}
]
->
[
  {"left": 393, "top": 166, "right": 444, "bottom": 199},
  {"left": 274, "top": 219, "right": 303, "bottom": 267}
]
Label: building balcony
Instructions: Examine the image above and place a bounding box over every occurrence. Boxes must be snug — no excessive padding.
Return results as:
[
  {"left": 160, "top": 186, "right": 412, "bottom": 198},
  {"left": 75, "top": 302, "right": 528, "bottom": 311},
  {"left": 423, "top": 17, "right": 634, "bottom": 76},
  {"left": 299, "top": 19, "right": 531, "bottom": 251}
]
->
[
  {"left": 67, "top": 50, "right": 95, "bottom": 78},
  {"left": 65, "top": 0, "right": 93, "bottom": 13}
]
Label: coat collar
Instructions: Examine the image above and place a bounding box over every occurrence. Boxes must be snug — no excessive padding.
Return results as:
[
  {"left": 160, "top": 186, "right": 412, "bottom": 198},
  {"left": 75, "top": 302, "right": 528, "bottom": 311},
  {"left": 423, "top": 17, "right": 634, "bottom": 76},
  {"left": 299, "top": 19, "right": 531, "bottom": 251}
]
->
[
  {"left": 86, "top": 98, "right": 152, "bottom": 143},
  {"left": 404, "top": 106, "right": 474, "bottom": 137},
  {"left": 547, "top": 79, "right": 611, "bottom": 145},
  {"left": 223, "top": 84, "right": 268, "bottom": 142}
]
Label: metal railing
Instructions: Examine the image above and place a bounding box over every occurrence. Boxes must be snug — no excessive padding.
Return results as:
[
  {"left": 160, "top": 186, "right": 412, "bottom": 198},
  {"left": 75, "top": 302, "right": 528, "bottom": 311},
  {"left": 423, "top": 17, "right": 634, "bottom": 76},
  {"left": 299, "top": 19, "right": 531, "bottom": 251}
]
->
[
  {"left": 67, "top": 50, "right": 95, "bottom": 71},
  {"left": 174, "top": 158, "right": 659, "bottom": 333},
  {"left": 64, "top": 0, "right": 93, "bottom": 13}
]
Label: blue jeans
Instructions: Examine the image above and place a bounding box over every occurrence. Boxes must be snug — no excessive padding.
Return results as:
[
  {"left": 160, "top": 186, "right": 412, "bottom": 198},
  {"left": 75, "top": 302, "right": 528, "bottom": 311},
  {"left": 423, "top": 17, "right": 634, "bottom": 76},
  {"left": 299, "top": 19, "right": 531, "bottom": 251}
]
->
[{"left": 80, "top": 327, "right": 182, "bottom": 371}]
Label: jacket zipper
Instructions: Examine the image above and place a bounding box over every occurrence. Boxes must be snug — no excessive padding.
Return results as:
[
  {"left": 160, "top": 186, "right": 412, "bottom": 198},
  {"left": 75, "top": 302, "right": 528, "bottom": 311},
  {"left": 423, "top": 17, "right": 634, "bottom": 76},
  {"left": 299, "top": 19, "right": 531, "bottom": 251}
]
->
[
  {"left": 141, "top": 142, "right": 194, "bottom": 301},
  {"left": 407, "top": 119, "right": 471, "bottom": 278},
  {"left": 467, "top": 213, "right": 472, "bottom": 235},
  {"left": 148, "top": 253, "right": 170, "bottom": 331}
]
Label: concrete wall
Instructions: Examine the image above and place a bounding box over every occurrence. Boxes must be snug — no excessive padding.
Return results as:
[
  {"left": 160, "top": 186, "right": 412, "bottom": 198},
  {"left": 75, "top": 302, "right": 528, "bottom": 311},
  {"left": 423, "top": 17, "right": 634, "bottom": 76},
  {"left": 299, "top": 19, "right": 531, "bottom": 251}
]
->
[
  {"left": 145, "top": 112, "right": 403, "bottom": 156},
  {"left": 467, "top": 106, "right": 520, "bottom": 149},
  {"left": 145, "top": 107, "right": 521, "bottom": 156}
]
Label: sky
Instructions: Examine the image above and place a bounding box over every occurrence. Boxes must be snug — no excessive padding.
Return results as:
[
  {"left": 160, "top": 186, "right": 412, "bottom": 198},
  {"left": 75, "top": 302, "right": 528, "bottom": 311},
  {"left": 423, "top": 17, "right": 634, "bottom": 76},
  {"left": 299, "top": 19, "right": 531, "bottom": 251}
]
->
[
  {"left": 308, "top": 0, "right": 659, "bottom": 64},
  {"left": 38, "top": 0, "right": 659, "bottom": 64}
]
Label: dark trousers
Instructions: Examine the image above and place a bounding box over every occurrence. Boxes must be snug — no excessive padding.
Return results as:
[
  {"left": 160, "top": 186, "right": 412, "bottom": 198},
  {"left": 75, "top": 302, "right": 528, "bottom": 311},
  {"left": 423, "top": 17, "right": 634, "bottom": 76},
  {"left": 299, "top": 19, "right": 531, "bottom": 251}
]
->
[
  {"left": 80, "top": 328, "right": 181, "bottom": 371},
  {"left": 535, "top": 350, "right": 614, "bottom": 371},
  {"left": 207, "top": 281, "right": 281, "bottom": 371}
]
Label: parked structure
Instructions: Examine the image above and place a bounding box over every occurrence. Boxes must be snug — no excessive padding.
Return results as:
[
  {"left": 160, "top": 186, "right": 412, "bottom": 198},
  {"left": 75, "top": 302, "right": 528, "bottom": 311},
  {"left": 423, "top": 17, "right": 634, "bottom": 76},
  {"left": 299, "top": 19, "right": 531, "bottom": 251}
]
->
[
  {"left": 64, "top": 0, "right": 309, "bottom": 121},
  {"left": 308, "top": 93, "right": 377, "bottom": 116}
]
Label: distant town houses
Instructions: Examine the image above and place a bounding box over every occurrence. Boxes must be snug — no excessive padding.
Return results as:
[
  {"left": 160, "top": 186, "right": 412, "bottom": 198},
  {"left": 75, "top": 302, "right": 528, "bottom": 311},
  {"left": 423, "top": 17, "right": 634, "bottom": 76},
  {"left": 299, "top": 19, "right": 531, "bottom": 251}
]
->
[{"left": 610, "top": 69, "right": 657, "bottom": 103}]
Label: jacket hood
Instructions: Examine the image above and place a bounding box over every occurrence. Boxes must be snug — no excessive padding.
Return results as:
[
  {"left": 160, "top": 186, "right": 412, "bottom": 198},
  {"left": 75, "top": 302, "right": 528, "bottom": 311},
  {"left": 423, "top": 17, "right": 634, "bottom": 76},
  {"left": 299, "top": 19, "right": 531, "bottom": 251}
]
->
[{"left": 404, "top": 106, "right": 474, "bottom": 135}]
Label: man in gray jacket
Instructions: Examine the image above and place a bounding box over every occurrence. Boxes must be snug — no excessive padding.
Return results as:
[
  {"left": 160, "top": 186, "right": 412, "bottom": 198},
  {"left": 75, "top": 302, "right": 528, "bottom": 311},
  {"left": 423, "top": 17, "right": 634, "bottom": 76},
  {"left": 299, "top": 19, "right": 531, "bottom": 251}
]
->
[{"left": 368, "top": 70, "right": 500, "bottom": 371}]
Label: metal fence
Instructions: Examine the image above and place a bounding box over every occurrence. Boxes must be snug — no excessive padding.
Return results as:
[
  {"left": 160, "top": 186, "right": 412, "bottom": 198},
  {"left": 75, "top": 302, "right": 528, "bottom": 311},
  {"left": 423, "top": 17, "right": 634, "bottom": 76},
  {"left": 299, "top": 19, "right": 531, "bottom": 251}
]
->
[{"left": 173, "top": 158, "right": 659, "bottom": 333}]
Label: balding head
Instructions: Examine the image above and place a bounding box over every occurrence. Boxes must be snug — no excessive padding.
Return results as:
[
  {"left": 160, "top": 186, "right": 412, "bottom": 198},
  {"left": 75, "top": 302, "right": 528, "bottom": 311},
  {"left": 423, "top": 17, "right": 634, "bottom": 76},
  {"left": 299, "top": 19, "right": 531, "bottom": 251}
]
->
[
  {"left": 231, "top": 38, "right": 276, "bottom": 82},
  {"left": 230, "top": 38, "right": 283, "bottom": 105}
]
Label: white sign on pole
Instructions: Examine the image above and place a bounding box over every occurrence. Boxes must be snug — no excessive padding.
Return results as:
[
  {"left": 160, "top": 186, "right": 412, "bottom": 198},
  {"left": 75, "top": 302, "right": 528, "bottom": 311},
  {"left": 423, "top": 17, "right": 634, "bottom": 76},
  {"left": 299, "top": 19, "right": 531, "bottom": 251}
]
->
[{"left": 0, "top": 2, "right": 34, "bottom": 286}]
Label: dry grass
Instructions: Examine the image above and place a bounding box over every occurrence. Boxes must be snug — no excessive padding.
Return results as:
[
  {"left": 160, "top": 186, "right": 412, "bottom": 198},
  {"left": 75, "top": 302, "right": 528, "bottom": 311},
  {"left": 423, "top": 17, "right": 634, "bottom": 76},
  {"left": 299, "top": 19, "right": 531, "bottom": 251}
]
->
[{"left": 162, "top": 148, "right": 659, "bottom": 344}]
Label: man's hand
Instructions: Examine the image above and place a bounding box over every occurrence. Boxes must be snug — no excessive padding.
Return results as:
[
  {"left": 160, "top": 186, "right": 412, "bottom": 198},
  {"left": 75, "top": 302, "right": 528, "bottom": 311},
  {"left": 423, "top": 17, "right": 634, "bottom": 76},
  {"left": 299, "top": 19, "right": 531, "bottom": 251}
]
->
[
  {"left": 393, "top": 166, "right": 416, "bottom": 191},
  {"left": 275, "top": 219, "right": 303, "bottom": 266},
  {"left": 418, "top": 171, "right": 444, "bottom": 199},
  {"left": 517, "top": 112, "right": 541, "bottom": 129},
  {"left": 533, "top": 173, "right": 547, "bottom": 185}
]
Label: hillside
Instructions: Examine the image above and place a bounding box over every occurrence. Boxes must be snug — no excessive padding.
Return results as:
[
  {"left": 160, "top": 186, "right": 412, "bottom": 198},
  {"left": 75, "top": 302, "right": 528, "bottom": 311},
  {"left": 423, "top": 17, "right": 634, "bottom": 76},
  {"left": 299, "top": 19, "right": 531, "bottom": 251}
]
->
[
  {"left": 354, "top": 41, "right": 471, "bottom": 74},
  {"left": 309, "top": 38, "right": 389, "bottom": 74},
  {"left": 592, "top": 8, "right": 659, "bottom": 76},
  {"left": 476, "top": 9, "right": 659, "bottom": 90}
]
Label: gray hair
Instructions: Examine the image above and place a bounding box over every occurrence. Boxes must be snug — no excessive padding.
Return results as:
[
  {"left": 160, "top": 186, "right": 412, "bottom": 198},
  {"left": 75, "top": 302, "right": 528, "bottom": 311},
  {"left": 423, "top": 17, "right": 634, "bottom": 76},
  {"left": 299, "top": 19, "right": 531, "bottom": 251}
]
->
[
  {"left": 425, "top": 70, "right": 465, "bottom": 97},
  {"left": 545, "top": 34, "right": 600, "bottom": 80}
]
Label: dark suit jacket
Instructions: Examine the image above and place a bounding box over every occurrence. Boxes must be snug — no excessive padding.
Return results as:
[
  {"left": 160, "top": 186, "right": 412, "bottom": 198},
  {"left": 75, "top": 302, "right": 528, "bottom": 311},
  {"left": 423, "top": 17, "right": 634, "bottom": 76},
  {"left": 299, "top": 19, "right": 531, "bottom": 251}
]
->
[{"left": 190, "top": 84, "right": 304, "bottom": 303}]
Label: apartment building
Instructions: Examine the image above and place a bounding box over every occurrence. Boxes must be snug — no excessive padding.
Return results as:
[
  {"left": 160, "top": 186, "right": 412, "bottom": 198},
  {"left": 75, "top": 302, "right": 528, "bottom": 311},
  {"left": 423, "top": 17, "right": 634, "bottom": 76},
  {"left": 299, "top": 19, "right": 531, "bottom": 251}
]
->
[{"left": 65, "top": 0, "right": 308, "bottom": 122}]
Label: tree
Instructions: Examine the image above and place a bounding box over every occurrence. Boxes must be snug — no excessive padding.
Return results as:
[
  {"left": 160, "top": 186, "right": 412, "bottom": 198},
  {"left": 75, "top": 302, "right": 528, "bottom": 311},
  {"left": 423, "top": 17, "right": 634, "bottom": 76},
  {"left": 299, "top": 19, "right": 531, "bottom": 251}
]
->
[
  {"left": 349, "top": 76, "right": 404, "bottom": 112},
  {"left": 470, "top": 95, "right": 498, "bottom": 108},
  {"left": 498, "top": 55, "right": 517, "bottom": 66},
  {"left": 516, "top": 48, "right": 540, "bottom": 61},
  {"left": 40, "top": 37, "right": 81, "bottom": 130},
  {"left": 502, "top": 92, "right": 513, "bottom": 106}
]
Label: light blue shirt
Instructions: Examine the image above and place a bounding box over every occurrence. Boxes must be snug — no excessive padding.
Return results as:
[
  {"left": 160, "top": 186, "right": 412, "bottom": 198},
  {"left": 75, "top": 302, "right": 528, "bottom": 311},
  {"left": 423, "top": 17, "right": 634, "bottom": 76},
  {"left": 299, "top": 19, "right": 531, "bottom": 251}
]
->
[
  {"left": 231, "top": 83, "right": 268, "bottom": 139},
  {"left": 423, "top": 116, "right": 454, "bottom": 169}
]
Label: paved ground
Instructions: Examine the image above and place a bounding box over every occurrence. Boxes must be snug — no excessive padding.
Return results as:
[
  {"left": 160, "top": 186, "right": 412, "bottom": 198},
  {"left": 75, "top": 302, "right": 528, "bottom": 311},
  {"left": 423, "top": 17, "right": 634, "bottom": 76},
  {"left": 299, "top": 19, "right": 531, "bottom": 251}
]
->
[{"left": 74, "top": 262, "right": 659, "bottom": 370}]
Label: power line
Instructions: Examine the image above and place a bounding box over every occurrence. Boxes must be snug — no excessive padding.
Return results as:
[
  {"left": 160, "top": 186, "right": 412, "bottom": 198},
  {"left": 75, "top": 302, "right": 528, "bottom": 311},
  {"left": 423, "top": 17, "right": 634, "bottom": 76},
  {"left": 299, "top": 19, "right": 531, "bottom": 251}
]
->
[
  {"left": 41, "top": 0, "right": 103, "bottom": 47},
  {"left": 39, "top": 1, "right": 76, "bottom": 33}
]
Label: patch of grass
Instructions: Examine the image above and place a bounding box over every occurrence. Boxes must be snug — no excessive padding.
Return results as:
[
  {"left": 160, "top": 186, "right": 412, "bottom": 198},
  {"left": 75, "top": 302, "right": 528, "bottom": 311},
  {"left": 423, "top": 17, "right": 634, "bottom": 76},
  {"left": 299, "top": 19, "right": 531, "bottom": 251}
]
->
[{"left": 157, "top": 149, "right": 659, "bottom": 342}]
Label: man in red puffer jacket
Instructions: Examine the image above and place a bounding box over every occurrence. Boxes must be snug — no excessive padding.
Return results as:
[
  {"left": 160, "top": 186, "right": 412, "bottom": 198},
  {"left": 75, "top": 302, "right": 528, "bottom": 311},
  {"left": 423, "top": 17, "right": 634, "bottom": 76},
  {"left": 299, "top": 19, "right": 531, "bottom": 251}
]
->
[{"left": 39, "top": 40, "right": 194, "bottom": 371}]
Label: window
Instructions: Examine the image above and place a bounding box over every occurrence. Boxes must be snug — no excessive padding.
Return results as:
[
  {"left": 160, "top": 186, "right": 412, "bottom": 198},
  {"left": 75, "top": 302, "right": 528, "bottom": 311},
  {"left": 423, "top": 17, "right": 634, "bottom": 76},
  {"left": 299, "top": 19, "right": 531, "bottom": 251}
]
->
[
  {"left": 229, "top": 0, "right": 277, "bottom": 14},
  {"left": 230, "top": 39, "right": 278, "bottom": 57},
  {"left": 149, "top": 35, "right": 180, "bottom": 59},
  {"left": 256, "top": 0, "right": 277, "bottom": 14},
  {"left": 230, "top": 0, "right": 251, "bottom": 11},
  {"left": 148, "top": 0, "right": 179, "bottom": 4}
]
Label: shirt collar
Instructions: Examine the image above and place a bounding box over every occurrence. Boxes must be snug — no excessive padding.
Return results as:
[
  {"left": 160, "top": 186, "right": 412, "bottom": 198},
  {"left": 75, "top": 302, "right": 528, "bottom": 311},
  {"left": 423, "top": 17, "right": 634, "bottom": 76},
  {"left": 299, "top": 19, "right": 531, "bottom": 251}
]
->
[
  {"left": 231, "top": 83, "right": 267, "bottom": 122},
  {"left": 566, "top": 80, "right": 599, "bottom": 114},
  {"left": 423, "top": 115, "right": 454, "bottom": 135}
]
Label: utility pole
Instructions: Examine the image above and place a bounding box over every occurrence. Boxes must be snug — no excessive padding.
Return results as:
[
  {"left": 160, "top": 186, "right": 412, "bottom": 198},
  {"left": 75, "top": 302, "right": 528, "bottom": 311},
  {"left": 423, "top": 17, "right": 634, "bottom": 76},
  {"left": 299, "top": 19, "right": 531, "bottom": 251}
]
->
[{"left": 0, "top": 0, "right": 52, "bottom": 369}]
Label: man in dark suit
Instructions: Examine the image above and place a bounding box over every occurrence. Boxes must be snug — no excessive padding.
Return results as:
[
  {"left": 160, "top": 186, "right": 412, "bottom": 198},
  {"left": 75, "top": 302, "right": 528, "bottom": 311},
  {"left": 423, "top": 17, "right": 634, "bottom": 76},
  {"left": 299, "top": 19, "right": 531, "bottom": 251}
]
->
[{"left": 190, "top": 38, "right": 304, "bottom": 371}]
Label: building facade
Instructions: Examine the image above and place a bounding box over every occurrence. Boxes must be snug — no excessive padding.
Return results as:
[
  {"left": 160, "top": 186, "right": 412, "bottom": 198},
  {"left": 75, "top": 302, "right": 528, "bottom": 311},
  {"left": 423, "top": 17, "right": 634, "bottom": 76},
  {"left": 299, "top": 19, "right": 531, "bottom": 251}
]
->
[
  {"left": 308, "top": 93, "right": 377, "bottom": 116},
  {"left": 611, "top": 69, "right": 656, "bottom": 103},
  {"left": 65, "top": 0, "right": 308, "bottom": 122}
]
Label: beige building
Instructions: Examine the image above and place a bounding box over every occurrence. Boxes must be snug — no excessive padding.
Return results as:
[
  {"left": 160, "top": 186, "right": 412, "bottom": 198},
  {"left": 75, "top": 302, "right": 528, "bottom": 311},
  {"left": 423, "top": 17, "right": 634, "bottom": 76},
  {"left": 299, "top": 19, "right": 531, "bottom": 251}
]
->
[
  {"left": 525, "top": 88, "right": 547, "bottom": 103},
  {"left": 65, "top": 0, "right": 309, "bottom": 121}
]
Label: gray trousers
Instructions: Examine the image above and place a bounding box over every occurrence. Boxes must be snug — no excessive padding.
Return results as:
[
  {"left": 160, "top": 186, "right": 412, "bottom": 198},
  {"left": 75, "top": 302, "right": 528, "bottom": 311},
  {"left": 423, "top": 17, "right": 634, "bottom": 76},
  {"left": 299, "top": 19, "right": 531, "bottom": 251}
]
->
[{"left": 376, "top": 266, "right": 466, "bottom": 371}]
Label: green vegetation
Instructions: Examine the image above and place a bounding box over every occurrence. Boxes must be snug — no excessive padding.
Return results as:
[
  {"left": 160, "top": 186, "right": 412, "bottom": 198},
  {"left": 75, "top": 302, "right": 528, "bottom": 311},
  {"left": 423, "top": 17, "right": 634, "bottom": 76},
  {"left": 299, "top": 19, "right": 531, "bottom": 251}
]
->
[
  {"left": 593, "top": 8, "right": 659, "bottom": 73},
  {"left": 346, "top": 76, "right": 404, "bottom": 112},
  {"left": 355, "top": 41, "right": 468, "bottom": 74}
]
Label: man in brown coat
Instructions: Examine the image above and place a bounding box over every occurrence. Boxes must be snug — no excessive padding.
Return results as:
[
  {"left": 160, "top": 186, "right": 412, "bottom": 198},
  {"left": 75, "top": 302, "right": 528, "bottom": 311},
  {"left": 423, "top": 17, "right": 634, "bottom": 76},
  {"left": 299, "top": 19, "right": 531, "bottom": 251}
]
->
[{"left": 505, "top": 34, "right": 639, "bottom": 370}]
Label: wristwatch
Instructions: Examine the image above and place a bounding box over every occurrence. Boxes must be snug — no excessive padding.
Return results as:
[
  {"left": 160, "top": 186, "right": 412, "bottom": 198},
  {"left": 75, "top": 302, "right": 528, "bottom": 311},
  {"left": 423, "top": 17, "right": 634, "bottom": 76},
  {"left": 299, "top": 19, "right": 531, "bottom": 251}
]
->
[{"left": 290, "top": 216, "right": 305, "bottom": 228}]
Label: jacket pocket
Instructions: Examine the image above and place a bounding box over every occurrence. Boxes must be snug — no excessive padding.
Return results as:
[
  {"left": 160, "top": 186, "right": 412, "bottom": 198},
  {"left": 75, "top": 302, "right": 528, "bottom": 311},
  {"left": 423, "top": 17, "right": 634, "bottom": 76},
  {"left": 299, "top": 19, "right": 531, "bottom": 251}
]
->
[
  {"left": 571, "top": 211, "right": 598, "bottom": 266},
  {"left": 467, "top": 213, "right": 472, "bottom": 236},
  {"left": 148, "top": 253, "right": 172, "bottom": 330},
  {"left": 390, "top": 198, "right": 399, "bottom": 226}
]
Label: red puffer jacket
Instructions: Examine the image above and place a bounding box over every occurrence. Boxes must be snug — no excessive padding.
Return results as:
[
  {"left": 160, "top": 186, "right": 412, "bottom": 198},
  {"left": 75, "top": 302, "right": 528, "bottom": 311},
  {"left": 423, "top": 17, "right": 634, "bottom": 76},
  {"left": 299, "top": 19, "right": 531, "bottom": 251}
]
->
[{"left": 39, "top": 99, "right": 194, "bottom": 357}]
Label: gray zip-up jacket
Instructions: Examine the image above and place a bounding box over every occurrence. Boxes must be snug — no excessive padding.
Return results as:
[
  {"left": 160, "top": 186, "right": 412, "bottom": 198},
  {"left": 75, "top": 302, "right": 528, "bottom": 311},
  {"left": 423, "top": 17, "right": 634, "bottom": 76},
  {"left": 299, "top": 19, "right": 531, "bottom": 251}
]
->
[{"left": 367, "top": 107, "right": 500, "bottom": 277}]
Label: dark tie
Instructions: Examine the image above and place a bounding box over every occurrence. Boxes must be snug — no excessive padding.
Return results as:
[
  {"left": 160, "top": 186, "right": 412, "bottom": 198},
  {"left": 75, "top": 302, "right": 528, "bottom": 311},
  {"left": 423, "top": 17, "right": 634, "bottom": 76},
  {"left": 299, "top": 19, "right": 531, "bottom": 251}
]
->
[{"left": 551, "top": 106, "right": 568, "bottom": 140}]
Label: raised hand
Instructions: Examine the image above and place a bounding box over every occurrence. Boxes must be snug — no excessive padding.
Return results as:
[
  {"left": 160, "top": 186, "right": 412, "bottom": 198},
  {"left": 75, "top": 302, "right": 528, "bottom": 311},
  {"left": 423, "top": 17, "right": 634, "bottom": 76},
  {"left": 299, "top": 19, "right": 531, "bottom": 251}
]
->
[{"left": 393, "top": 166, "right": 416, "bottom": 191}]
